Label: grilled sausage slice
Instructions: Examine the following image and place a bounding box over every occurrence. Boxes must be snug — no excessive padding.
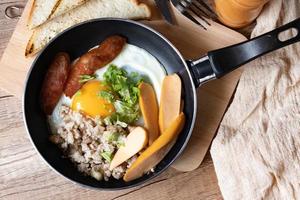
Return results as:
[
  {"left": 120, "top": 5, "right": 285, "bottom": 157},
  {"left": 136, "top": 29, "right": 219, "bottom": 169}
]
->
[
  {"left": 40, "top": 52, "right": 70, "bottom": 115},
  {"left": 64, "top": 35, "right": 126, "bottom": 97}
]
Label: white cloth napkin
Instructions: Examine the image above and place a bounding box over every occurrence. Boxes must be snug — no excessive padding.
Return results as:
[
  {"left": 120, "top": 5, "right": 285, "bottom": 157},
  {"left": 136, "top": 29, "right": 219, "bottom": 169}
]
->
[{"left": 210, "top": 0, "right": 300, "bottom": 199}]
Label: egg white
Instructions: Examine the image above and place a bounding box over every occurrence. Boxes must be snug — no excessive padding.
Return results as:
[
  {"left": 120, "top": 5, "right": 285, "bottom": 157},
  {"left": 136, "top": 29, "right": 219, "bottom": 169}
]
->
[
  {"left": 49, "top": 43, "right": 166, "bottom": 130},
  {"left": 48, "top": 94, "right": 72, "bottom": 133}
]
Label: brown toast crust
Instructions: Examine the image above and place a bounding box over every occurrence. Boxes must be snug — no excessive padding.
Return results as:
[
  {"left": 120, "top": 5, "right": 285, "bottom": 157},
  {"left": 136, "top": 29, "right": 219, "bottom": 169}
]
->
[{"left": 132, "top": 0, "right": 152, "bottom": 18}]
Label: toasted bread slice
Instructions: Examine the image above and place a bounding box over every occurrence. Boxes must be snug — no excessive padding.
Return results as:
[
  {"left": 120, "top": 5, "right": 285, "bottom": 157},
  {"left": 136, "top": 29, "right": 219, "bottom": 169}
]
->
[
  {"left": 27, "top": 0, "right": 60, "bottom": 29},
  {"left": 28, "top": 0, "right": 89, "bottom": 29},
  {"left": 50, "top": 0, "right": 89, "bottom": 20},
  {"left": 25, "top": 0, "right": 151, "bottom": 57}
]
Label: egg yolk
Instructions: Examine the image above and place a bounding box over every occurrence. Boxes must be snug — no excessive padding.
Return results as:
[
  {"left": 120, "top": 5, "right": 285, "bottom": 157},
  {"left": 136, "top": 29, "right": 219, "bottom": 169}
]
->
[{"left": 71, "top": 80, "right": 115, "bottom": 118}]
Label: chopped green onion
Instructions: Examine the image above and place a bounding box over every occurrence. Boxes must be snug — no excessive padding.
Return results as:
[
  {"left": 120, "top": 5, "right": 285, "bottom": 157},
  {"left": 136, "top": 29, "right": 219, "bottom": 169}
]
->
[
  {"left": 107, "top": 132, "right": 120, "bottom": 143},
  {"left": 98, "top": 90, "right": 114, "bottom": 102},
  {"left": 79, "top": 74, "right": 97, "bottom": 83},
  {"left": 117, "top": 141, "right": 125, "bottom": 148},
  {"left": 101, "top": 151, "right": 113, "bottom": 162},
  {"left": 130, "top": 71, "right": 139, "bottom": 78},
  {"left": 115, "top": 120, "right": 128, "bottom": 128},
  {"left": 104, "top": 117, "right": 113, "bottom": 126}
]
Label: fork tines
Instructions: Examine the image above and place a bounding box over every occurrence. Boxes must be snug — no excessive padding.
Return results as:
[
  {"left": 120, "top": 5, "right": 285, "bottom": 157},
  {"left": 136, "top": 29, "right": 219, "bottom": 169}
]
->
[{"left": 176, "top": 0, "right": 216, "bottom": 30}]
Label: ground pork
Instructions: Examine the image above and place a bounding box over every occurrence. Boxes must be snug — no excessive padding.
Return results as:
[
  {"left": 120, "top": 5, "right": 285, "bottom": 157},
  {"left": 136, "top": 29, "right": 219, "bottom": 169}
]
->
[{"left": 49, "top": 105, "right": 138, "bottom": 181}]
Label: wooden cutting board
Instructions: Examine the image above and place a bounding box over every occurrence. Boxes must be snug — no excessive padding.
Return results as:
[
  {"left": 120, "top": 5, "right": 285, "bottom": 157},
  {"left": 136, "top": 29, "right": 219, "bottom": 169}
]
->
[{"left": 0, "top": 0, "right": 246, "bottom": 172}]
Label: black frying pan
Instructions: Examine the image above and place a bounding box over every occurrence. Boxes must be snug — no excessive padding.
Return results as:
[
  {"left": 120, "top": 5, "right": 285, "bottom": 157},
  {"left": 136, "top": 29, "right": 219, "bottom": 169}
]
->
[{"left": 23, "top": 18, "right": 300, "bottom": 190}]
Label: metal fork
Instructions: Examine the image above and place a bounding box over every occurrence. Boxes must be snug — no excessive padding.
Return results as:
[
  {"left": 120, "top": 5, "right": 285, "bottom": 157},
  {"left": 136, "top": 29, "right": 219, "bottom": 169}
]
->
[{"left": 171, "top": 0, "right": 217, "bottom": 30}]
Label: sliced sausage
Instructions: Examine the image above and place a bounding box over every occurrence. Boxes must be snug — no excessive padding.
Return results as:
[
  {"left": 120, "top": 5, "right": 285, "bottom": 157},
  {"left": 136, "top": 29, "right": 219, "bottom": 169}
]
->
[
  {"left": 40, "top": 52, "right": 70, "bottom": 115},
  {"left": 64, "top": 35, "right": 126, "bottom": 97}
]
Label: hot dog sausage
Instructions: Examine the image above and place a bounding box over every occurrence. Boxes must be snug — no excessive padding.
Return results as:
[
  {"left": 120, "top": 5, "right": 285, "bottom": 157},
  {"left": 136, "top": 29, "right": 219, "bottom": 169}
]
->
[
  {"left": 40, "top": 52, "right": 70, "bottom": 115},
  {"left": 64, "top": 35, "right": 126, "bottom": 97}
]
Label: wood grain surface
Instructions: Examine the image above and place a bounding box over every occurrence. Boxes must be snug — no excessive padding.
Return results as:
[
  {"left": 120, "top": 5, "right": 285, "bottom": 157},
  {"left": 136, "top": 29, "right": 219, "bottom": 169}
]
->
[{"left": 0, "top": 0, "right": 251, "bottom": 199}]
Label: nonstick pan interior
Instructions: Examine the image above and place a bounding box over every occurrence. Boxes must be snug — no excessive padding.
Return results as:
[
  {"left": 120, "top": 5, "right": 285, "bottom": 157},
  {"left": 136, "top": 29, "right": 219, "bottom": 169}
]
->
[{"left": 23, "top": 19, "right": 197, "bottom": 189}]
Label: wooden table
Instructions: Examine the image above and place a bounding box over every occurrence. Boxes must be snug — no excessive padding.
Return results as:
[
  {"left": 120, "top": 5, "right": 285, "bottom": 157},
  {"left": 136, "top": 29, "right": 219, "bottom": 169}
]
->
[{"left": 0, "top": 1, "right": 247, "bottom": 199}]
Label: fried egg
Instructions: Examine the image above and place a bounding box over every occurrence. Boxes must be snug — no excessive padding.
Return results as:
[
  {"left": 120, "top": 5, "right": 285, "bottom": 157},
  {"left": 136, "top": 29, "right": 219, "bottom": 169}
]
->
[
  {"left": 71, "top": 80, "right": 115, "bottom": 118},
  {"left": 49, "top": 43, "right": 166, "bottom": 130}
]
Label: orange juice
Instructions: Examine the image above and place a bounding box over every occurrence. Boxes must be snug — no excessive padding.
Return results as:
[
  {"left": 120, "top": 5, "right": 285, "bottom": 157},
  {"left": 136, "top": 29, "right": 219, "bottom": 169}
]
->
[{"left": 215, "top": 0, "right": 270, "bottom": 28}]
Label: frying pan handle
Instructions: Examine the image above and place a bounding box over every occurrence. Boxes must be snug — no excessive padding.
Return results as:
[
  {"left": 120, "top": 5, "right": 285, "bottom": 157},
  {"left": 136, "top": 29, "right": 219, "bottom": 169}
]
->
[
  {"left": 207, "top": 17, "right": 300, "bottom": 78},
  {"left": 187, "top": 56, "right": 216, "bottom": 87}
]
